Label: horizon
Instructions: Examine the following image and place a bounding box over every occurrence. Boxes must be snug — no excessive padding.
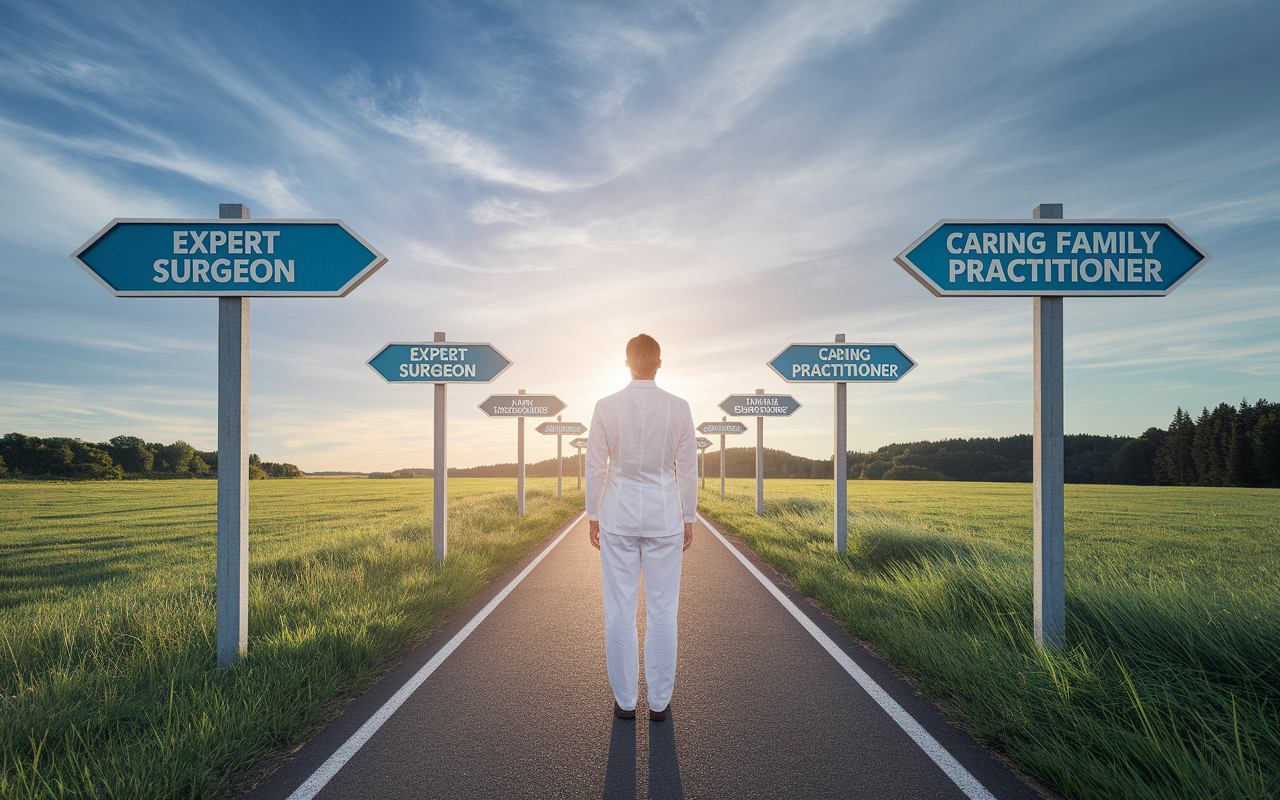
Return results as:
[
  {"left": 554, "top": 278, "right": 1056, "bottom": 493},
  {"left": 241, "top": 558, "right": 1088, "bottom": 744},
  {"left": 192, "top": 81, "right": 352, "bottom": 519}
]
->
[{"left": 2, "top": 1, "right": 1277, "bottom": 473}]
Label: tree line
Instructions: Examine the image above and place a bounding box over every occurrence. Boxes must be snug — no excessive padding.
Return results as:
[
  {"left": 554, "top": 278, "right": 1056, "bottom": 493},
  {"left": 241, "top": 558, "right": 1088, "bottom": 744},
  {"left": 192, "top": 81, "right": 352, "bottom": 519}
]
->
[
  {"left": 845, "top": 398, "right": 1278, "bottom": 486},
  {"left": 364, "top": 397, "right": 1277, "bottom": 487},
  {"left": 0, "top": 433, "right": 302, "bottom": 480}
]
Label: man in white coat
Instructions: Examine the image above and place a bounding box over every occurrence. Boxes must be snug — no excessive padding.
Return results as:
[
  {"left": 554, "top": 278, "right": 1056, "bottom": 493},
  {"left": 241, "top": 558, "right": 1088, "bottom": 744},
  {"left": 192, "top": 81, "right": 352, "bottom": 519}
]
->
[{"left": 586, "top": 334, "right": 697, "bottom": 722}]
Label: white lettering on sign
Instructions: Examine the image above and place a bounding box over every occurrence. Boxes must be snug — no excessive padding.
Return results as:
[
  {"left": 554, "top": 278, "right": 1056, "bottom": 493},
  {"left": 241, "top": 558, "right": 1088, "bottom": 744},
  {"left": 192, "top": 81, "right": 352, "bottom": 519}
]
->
[
  {"left": 398, "top": 363, "right": 479, "bottom": 378},
  {"left": 153, "top": 258, "right": 295, "bottom": 284},
  {"left": 408, "top": 347, "right": 470, "bottom": 362},
  {"left": 791, "top": 362, "right": 900, "bottom": 379},
  {"left": 946, "top": 229, "right": 1164, "bottom": 286},
  {"left": 154, "top": 230, "right": 290, "bottom": 283},
  {"left": 492, "top": 404, "right": 550, "bottom": 414},
  {"left": 703, "top": 425, "right": 744, "bottom": 433},
  {"left": 734, "top": 405, "right": 791, "bottom": 415}
]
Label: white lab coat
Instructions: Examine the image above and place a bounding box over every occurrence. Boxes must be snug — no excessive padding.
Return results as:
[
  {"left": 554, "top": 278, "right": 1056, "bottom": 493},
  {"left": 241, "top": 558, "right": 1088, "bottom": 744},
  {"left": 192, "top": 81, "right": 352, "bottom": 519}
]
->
[
  {"left": 586, "top": 380, "right": 698, "bottom": 536},
  {"left": 586, "top": 379, "right": 697, "bottom": 712}
]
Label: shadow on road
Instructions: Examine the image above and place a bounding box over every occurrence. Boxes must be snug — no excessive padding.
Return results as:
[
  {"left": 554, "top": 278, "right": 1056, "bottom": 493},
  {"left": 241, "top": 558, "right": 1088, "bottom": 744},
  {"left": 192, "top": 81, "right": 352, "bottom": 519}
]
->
[{"left": 603, "top": 711, "right": 684, "bottom": 799}]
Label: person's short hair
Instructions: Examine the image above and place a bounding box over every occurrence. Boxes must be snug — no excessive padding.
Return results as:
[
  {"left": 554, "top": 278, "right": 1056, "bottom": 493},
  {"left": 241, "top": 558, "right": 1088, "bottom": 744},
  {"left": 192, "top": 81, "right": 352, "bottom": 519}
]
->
[{"left": 626, "top": 334, "right": 661, "bottom": 371}]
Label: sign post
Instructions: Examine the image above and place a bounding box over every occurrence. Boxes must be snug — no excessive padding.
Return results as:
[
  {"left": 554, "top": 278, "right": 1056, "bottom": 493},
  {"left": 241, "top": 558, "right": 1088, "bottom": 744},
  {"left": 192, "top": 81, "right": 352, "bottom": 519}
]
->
[
  {"left": 368, "top": 338, "right": 513, "bottom": 562},
  {"left": 570, "top": 437, "right": 588, "bottom": 490},
  {"left": 768, "top": 341, "right": 915, "bottom": 549},
  {"left": 479, "top": 392, "right": 567, "bottom": 514},
  {"left": 833, "top": 334, "right": 847, "bottom": 552},
  {"left": 536, "top": 419, "right": 587, "bottom": 500},
  {"left": 72, "top": 205, "right": 388, "bottom": 669},
  {"left": 895, "top": 205, "right": 1209, "bottom": 650},
  {"left": 718, "top": 392, "right": 802, "bottom": 516},
  {"left": 697, "top": 419, "right": 748, "bottom": 500},
  {"left": 696, "top": 437, "right": 712, "bottom": 489}
]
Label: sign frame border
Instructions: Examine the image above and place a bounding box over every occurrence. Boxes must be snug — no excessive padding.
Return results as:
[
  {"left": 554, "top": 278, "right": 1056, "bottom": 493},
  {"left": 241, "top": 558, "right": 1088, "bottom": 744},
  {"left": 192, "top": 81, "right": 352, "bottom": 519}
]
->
[
  {"left": 766, "top": 342, "right": 917, "bottom": 384},
  {"left": 71, "top": 218, "right": 389, "bottom": 298},
  {"left": 366, "top": 341, "right": 513, "bottom": 385},
  {"left": 894, "top": 218, "right": 1211, "bottom": 298}
]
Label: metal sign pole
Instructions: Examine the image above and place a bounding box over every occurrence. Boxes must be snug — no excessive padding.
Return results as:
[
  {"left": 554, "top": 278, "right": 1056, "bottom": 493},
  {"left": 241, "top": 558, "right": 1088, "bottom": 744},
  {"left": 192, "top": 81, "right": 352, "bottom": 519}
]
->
[
  {"left": 833, "top": 333, "right": 847, "bottom": 553},
  {"left": 216, "top": 203, "right": 249, "bottom": 670},
  {"left": 577, "top": 445, "right": 583, "bottom": 490},
  {"left": 517, "top": 389, "right": 526, "bottom": 516},
  {"left": 1033, "top": 204, "right": 1066, "bottom": 649},
  {"left": 433, "top": 331, "right": 448, "bottom": 562},
  {"left": 720, "top": 422, "right": 726, "bottom": 500},
  {"left": 557, "top": 432, "right": 563, "bottom": 501},
  {"left": 755, "top": 389, "right": 765, "bottom": 516},
  {"left": 700, "top": 446, "right": 705, "bottom": 489}
]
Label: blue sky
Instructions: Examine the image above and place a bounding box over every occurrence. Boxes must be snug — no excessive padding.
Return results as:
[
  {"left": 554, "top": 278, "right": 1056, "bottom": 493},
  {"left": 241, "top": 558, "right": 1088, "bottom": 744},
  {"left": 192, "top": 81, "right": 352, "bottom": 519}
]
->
[{"left": 1, "top": 0, "right": 1277, "bottom": 471}]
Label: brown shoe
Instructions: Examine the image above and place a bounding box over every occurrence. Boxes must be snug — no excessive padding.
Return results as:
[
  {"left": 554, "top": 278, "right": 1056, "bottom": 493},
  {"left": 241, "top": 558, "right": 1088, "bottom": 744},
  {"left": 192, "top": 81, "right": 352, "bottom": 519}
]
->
[
  {"left": 613, "top": 702, "right": 636, "bottom": 719},
  {"left": 648, "top": 705, "right": 668, "bottom": 722}
]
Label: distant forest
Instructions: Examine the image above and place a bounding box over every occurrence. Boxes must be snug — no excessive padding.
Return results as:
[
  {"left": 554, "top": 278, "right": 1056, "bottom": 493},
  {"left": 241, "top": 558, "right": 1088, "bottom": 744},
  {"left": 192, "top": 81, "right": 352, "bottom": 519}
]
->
[
  {"left": 0, "top": 433, "right": 302, "bottom": 480},
  {"left": 6, "top": 398, "right": 1276, "bottom": 486},
  {"left": 372, "top": 398, "right": 1279, "bottom": 488},
  {"left": 845, "top": 398, "right": 1279, "bottom": 487}
]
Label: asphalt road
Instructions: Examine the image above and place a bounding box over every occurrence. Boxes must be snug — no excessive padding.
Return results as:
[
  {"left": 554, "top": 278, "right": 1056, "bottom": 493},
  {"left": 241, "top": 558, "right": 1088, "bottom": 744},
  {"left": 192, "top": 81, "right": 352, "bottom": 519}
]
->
[{"left": 242, "top": 512, "right": 1047, "bottom": 800}]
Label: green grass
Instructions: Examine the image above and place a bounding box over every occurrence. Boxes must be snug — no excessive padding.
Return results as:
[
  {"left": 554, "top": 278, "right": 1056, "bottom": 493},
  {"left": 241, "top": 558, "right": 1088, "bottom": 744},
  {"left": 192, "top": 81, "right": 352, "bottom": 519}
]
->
[
  {"left": 699, "top": 480, "right": 1280, "bottom": 800},
  {"left": 0, "top": 477, "right": 583, "bottom": 800}
]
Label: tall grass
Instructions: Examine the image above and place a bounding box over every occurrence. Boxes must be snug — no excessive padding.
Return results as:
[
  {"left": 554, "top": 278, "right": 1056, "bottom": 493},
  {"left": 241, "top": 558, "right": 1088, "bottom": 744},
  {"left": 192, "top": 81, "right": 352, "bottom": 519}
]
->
[
  {"left": 0, "top": 478, "right": 582, "bottom": 800},
  {"left": 701, "top": 480, "right": 1280, "bottom": 799}
]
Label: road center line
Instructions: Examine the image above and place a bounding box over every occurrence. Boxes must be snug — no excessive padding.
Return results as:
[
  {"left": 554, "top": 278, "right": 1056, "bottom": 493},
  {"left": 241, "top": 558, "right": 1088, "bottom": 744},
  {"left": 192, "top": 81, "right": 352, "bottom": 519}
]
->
[
  {"left": 285, "top": 510, "right": 586, "bottom": 800},
  {"left": 696, "top": 513, "right": 997, "bottom": 800}
]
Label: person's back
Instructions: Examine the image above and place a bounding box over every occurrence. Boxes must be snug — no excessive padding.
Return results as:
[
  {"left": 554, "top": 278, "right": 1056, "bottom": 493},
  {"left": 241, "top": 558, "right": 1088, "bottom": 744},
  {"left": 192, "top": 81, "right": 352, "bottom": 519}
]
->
[
  {"left": 588, "top": 380, "right": 696, "bottom": 537},
  {"left": 585, "top": 334, "right": 696, "bottom": 722}
]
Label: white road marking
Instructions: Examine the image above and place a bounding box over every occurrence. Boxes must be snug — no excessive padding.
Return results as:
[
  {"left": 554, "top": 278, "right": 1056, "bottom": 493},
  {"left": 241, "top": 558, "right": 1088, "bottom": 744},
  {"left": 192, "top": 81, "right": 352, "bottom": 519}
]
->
[
  {"left": 285, "top": 510, "right": 586, "bottom": 800},
  {"left": 697, "top": 513, "right": 997, "bottom": 800}
]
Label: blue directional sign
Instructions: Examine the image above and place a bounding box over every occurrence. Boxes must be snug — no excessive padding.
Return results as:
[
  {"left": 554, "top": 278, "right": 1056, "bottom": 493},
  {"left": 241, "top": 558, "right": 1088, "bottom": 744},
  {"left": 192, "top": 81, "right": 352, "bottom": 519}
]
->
[
  {"left": 367, "top": 342, "right": 511, "bottom": 383},
  {"left": 71, "top": 219, "right": 386, "bottom": 297},
  {"left": 895, "top": 220, "right": 1209, "bottom": 297},
  {"left": 718, "top": 394, "right": 802, "bottom": 417},
  {"left": 697, "top": 421, "right": 748, "bottom": 435},
  {"left": 769, "top": 343, "right": 915, "bottom": 382}
]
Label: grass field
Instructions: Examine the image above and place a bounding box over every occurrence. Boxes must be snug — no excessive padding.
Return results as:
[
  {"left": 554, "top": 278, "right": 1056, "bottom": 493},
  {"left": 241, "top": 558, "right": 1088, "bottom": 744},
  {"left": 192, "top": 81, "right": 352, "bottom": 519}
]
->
[
  {"left": 0, "top": 477, "right": 583, "bottom": 800},
  {"left": 699, "top": 479, "right": 1280, "bottom": 800}
]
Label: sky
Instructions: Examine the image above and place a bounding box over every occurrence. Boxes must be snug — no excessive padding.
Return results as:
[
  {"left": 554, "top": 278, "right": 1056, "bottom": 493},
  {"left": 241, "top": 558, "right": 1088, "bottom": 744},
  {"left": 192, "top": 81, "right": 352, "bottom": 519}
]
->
[{"left": 1, "top": 0, "right": 1277, "bottom": 472}]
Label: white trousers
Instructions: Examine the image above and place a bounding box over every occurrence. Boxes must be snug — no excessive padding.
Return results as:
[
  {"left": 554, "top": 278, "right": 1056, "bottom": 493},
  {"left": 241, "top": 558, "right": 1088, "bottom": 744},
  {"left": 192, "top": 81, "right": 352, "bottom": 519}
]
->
[{"left": 599, "top": 529, "right": 684, "bottom": 712}]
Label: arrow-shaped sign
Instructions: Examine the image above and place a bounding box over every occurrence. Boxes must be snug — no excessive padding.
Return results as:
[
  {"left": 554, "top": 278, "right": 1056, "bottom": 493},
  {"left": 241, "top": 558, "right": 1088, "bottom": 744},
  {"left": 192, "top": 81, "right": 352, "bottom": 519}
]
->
[
  {"left": 478, "top": 394, "right": 566, "bottom": 418},
  {"left": 894, "top": 219, "right": 1210, "bottom": 297},
  {"left": 768, "top": 343, "right": 915, "bottom": 383},
  {"left": 72, "top": 219, "right": 386, "bottom": 297},
  {"left": 696, "top": 437, "right": 713, "bottom": 450},
  {"left": 570, "top": 438, "right": 589, "bottom": 449},
  {"left": 697, "top": 421, "right": 748, "bottom": 435},
  {"left": 368, "top": 342, "right": 511, "bottom": 383},
  {"left": 535, "top": 421, "right": 587, "bottom": 435},
  {"left": 718, "top": 394, "right": 802, "bottom": 417}
]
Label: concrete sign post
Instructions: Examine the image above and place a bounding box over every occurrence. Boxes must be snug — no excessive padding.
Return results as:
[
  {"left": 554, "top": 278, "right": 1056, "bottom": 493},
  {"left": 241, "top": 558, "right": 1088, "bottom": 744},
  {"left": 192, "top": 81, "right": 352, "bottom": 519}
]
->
[
  {"left": 718, "top": 392, "right": 802, "bottom": 516},
  {"left": 697, "top": 419, "right": 748, "bottom": 500},
  {"left": 72, "top": 204, "right": 388, "bottom": 669},
  {"left": 570, "top": 437, "right": 588, "bottom": 490},
  {"left": 895, "top": 204, "right": 1209, "bottom": 650},
  {"left": 769, "top": 340, "right": 915, "bottom": 550},
  {"left": 696, "top": 437, "right": 712, "bottom": 490},
  {"left": 536, "top": 419, "right": 587, "bottom": 500},
  {"left": 479, "top": 392, "right": 566, "bottom": 515},
  {"left": 368, "top": 338, "right": 512, "bottom": 562}
]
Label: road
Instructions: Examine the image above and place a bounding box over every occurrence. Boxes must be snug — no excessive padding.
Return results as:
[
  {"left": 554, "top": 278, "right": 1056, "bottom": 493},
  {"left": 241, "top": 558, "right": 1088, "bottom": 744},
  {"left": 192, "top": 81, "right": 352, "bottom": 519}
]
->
[{"left": 242, "top": 512, "right": 1046, "bottom": 799}]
